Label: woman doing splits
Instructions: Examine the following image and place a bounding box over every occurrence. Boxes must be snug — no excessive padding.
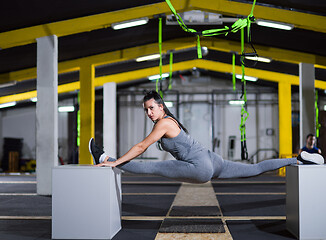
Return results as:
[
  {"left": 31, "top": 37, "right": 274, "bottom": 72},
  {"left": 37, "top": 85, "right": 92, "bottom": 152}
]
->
[{"left": 89, "top": 90, "right": 324, "bottom": 184}]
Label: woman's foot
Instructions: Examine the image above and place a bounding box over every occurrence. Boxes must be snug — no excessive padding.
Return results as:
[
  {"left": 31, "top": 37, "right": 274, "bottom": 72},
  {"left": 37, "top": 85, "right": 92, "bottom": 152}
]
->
[
  {"left": 297, "top": 151, "right": 324, "bottom": 165},
  {"left": 89, "top": 138, "right": 105, "bottom": 165}
]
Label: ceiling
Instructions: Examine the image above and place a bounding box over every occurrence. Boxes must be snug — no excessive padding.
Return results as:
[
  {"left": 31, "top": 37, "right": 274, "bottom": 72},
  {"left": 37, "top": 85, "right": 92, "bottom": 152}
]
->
[{"left": 1, "top": 0, "right": 326, "bottom": 102}]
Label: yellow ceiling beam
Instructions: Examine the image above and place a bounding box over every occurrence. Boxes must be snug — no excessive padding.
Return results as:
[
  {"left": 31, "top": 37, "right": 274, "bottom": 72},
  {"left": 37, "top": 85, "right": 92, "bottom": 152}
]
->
[
  {"left": 1, "top": 59, "right": 325, "bottom": 105},
  {"left": 195, "top": 59, "right": 300, "bottom": 85},
  {"left": 1, "top": 37, "right": 325, "bottom": 85},
  {"left": 0, "top": 65, "right": 80, "bottom": 83},
  {"left": 0, "top": 38, "right": 196, "bottom": 84},
  {"left": 58, "top": 81, "right": 80, "bottom": 93},
  {"left": 1, "top": 0, "right": 325, "bottom": 50},
  {"left": 0, "top": 82, "right": 79, "bottom": 104},
  {"left": 96, "top": 59, "right": 326, "bottom": 89},
  {"left": 0, "top": 90, "right": 37, "bottom": 104},
  {"left": 0, "top": 1, "right": 188, "bottom": 49},
  {"left": 315, "top": 80, "right": 326, "bottom": 90},
  {"left": 200, "top": 38, "right": 326, "bottom": 67},
  {"left": 95, "top": 60, "right": 199, "bottom": 87},
  {"left": 190, "top": 0, "right": 326, "bottom": 33}
]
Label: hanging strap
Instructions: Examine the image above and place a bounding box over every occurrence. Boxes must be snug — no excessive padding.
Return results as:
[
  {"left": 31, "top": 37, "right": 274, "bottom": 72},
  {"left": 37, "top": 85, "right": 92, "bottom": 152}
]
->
[
  {"left": 247, "top": 0, "right": 256, "bottom": 42},
  {"left": 197, "top": 35, "right": 202, "bottom": 59},
  {"left": 315, "top": 90, "right": 321, "bottom": 138},
  {"left": 241, "top": 28, "right": 245, "bottom": 82},
  {"left": 164, "top": 0, "right": 257, "bottom": 59},
  {"left": 169, "top": 51, "right": 173, "bottom": 90},
  {"left": 239, "top": 27, "right": 249, "bottom": 160},
  {"left": 232, "top": 53, "right": 236, "bottom": 91},
  {"left": 157, "top": 17, "right": 164, "bottom": 98}
]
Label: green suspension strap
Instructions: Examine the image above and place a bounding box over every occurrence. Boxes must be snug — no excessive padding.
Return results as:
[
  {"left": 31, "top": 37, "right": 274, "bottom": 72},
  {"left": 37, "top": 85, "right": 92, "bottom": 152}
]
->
[
  {"left": 157, "top": 17, "right": 163, "bottom": 96},
  {"left": 165, "top": 0, "right": 257, "bottom": 160},
  {"left": 157, "top": 18, "right": 173, "bottom": 96},
  {"left": 169, "top": 52, "right": 173, "bottom": 90},
  {"left": 164, "top": 0, "right": 257, "bottom": 58},
  {"left": 232, "top": 53, "right": 236, "bottom": 91},
  {"left": 239, "top": 27, "right": 249, "bottom": 161},
  {"left": 232, "top": 0, "right": 257, "bottom": 92},
  {"left": 197, "top": 35, "right": 202, "bottom": 59},
  {"left": 315, "top": 90, "right": 321, "bottom": 138},
  {"left": 241, "top": 28, "right": 245, "bottom": 82},
  {"left": 247, "top": 0, "right": 256, "bottom": 40},
  {"left": 77, "top": 92, "right": 80, "bottom": 147},
  {"left": 237, "top": 0, "right": 257, "bottom": 160},
  {"left": 240, "top": 0, "right": 258, "bottom": 68}
]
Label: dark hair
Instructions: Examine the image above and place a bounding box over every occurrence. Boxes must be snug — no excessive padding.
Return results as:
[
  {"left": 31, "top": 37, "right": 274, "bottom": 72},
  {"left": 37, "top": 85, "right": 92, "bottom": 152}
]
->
[
  {"left": 143, "top": 90, "right": 188, "bottom": 134},
  {"left": 306, "top": 133, "right": 315, "bottom": 139}
]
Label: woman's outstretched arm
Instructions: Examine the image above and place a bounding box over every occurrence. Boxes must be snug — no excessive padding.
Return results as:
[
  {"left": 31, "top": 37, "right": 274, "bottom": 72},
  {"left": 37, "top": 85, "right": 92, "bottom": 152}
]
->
[{"left": 98, "top": 120, "right": 169, "bottom": 167}]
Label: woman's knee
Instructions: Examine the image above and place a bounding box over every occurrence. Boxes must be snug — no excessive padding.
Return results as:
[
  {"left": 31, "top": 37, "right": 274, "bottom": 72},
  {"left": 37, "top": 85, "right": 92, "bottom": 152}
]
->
[{"left": 194, "top": 168, "right": 213, "bottom": 183}]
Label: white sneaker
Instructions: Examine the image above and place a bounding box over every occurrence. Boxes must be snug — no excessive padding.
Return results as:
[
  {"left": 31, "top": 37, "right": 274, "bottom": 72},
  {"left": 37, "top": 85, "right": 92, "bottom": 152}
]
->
[{"left": 298, "top": 151, "right": 324, "bottom": 165}]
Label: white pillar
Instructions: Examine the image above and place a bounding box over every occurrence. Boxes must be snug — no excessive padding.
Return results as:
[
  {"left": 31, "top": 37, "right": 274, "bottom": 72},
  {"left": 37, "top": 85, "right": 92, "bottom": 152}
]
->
[
  {"left": 103, "top": 82, "right": 117, "bottom": 158},
  {"left": 36, "top": 35, "right": 58, "bottom": 195},
  {"left": 299, "top": 63, "right": 315, "bottom": 147},
  {"left": 103, "top": 82, "right": 122, "bottom": 223}
]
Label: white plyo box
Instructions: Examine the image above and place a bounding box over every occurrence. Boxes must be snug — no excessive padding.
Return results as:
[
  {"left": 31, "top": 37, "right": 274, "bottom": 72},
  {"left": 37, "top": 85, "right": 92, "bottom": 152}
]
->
[
  {"left": 52, "top": 165, "right": 121, "bottom": 239},
  {"left": 286, "top": 165, "right": 326, "bottom": 240}
]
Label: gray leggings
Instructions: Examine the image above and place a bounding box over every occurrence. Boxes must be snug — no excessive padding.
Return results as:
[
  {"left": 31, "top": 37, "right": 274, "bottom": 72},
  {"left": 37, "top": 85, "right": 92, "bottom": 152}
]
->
[{"left": 110, "top": 154, "right": 297, "bottom": 183}]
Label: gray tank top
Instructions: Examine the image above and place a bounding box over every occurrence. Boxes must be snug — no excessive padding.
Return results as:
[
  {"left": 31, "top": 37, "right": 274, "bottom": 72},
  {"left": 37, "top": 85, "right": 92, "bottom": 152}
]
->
[{"left": 160, "top": 118, "right": 205, "bottom": 162}]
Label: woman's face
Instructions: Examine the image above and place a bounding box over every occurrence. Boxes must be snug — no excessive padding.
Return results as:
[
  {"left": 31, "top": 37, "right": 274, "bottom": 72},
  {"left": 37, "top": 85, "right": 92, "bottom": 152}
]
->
[{"left": 143, "top": 98, "right": 165, "bottom": 122}]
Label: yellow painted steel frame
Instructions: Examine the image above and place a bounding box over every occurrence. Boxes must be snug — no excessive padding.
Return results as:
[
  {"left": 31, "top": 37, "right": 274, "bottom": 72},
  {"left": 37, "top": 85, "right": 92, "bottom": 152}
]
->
[
  {"left": 1, "top": 37, "right": 326, "bottom": 86},
  {"left": 190, "top": 0, "right": 326, "bottom": 33},
  {"left": 0, "top": 2, "right": 181, "bottom": 49},
  {"left": 3, "top": 59, "right": 325, "bottom": 106},
  {"left": 278, "top": 82, "right": 293, "bottom": 162},
  {"left": 79, "top": 64, "right": 95, "bottom": 164},
  {"left": 0, "top": 0, "right": 325, "bottom": 165},
  {"left": 0, "top": 0, "right": 325, "bottom": 50},
  {"left": 1, "top": 57, "right": 325, "bottom": 165},
  {"left": 0, "top": 59, "right": 326, "bottom": 104},
  {"left": 3, "top": 59, "right": 324, "bottom": 164},
  {"left": 1, "top": 46, "right": 325, "bottom": 165}
]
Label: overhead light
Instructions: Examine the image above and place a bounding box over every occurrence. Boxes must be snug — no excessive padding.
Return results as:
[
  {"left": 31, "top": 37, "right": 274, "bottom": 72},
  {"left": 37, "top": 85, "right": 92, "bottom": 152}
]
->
[
  {"left": 235, "top": 74, "right": 258, "bottom": 82},
  {"left": 165, "top": 101, "right": 173, "bottom": 108},
  {"left": 0, "top": 81, "right": 17, "bottom": 88},
  {"left": 229, "top": 100, "right": 245, "bottom": 105},
  {"left": 0, "top": 101, "right": 16, "bottom": 109},
  {"left": 30, "top": 97, "right": 37, "bottom": 102},
  {"left": 111, "top": 17, "right": 149, "bottom": 30},
  {"left": 324, "top": 105, "right": 326, "bottom": 111},
  {"left": 58, "top": 106, "right": 75, "bottom": 112},
  {"left": 166, "top": 11, "right": 224, "bottom": 25},
  {"left": 244, "top": 56, "right": 272, "bottom": 63},
  {"left": 148, "top": 73, "right": 169, "bottom": 81},
  {"left": 136, "top": 54, "right": 161, "bottom": 62},
  {"left": 256, "top": 19, "right": 294, "bottom": 30}
]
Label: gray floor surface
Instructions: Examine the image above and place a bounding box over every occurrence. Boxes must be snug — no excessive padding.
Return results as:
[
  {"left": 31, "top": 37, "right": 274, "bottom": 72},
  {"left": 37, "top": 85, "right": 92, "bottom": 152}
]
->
[{"left": 0, "top": 172, "right": 296, "bottom": 240}]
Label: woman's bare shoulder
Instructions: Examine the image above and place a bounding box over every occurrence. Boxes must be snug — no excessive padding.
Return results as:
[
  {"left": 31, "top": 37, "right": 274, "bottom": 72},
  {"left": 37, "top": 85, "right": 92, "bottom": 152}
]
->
[
  {"left": 156, "top": 118, "right": 172, "bottom": 126},
  {"left": 155, "top": 118, "right": 176, "bottom": 128}
]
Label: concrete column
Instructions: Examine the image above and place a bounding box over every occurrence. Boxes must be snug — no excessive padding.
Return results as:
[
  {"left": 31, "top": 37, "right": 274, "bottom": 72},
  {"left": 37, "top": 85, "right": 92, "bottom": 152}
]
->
[
  {"left": 299, "top": 63, "right": 315, "bottom": 146},
  {"left": 36, "top": 35, "right": 58, "bottom": 195},
  {"left": 278, "top": 82, "right": 292, "bottom": 157},
  {"left": 103, "top": 82, "right": 117, "bottom": 158}
]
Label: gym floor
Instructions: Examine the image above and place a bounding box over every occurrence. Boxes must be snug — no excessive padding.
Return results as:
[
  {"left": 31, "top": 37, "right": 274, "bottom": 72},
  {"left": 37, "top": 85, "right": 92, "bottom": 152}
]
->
[{"left": 0, "top": 171, "right": 296, "bottom": 240}]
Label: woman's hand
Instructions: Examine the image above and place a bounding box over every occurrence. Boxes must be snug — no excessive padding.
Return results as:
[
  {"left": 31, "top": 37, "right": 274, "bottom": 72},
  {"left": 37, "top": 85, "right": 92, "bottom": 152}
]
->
[{"left": 95, "top": 158, "right": 117, "bottom": 168}]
